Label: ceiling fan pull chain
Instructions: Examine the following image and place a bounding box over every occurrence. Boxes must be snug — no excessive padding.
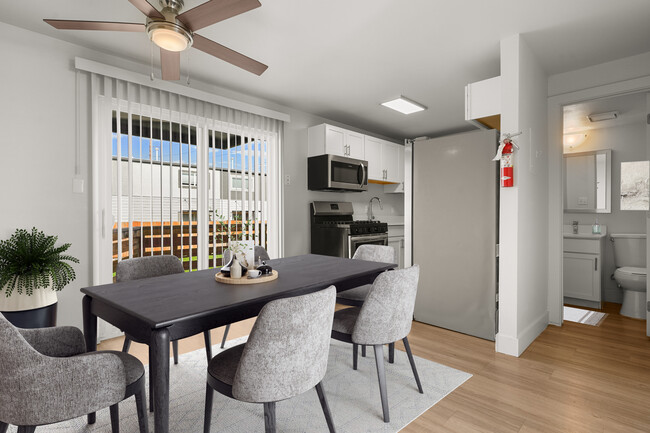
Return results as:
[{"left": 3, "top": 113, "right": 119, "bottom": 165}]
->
[{"left": 150, "top": 40, "right": 155, "bottom": 81}]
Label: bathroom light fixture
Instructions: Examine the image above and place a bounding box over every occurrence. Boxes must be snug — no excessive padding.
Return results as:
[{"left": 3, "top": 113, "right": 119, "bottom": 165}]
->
[
  {"left": 563, "top": 133, "right": 588, "bottom": 150},
  {"left": 381, "top": 96, "right": 427, "bottom": 114},
  {"left": 587, "top": 111, "right": 619, "bottom": 122},
  {"left": 147, "top": 20, "right": 193, "bottom": 52}
]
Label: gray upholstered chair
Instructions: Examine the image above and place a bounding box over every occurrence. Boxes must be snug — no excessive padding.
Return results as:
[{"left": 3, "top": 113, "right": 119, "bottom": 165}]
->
[
  {"left": 336, "top": 245, "right": 395, "bottom": 307},
  {"left": 204, "top": 286, "right": 337, "bottom": 433},
  {"left": 0, "top": 314, "right": 148, "bottom": 433},
  {"left": 220, "top": 245, "right": 271, "bottom": 348},
  {"left": 336, "top": 244, "right": 396, "bottom": 360},
  {"left": 331, "top": 265, "right": 422, "bottom": 423},
  {"left": 117, "top": 255, "right": 216, "bottom": 364}
]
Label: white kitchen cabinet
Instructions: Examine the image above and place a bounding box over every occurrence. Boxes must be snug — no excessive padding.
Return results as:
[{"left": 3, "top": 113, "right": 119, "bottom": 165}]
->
[
  {"left": 308, "top": 124, "right": 365, "bottom": 159},
  {"left": 365, "top": 138, "right": 403, "bottom": 183},
  {"left": 388, "top": 225, "right": 405, "bottom": 268}
]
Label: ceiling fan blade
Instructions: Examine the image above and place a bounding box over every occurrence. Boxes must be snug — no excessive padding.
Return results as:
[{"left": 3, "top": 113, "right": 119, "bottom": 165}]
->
[
  {"left": 44, "top": 19, "right": 145, "bottom": 32},
  {"left": 160, "top": 48, "right": 181, "bottom": 81},
  {"left": 177, "top": 0, "right": 261, "bottom": 32},
  {"left": 192, "top": 34, "right": 267, "bottom": 76},
  {"left": 128, "top": 0, "right": 164, "bottom": 19}
]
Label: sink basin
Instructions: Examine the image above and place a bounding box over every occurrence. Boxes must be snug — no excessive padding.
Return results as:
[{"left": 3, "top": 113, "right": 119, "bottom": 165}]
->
[{"left": 563, "top": 224, "right": 607, "bottom": 239}]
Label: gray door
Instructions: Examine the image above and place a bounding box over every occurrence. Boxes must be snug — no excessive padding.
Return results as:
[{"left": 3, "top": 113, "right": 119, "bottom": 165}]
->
[{"left": 412, "top": 129, "right": 498, "bottom": 340}]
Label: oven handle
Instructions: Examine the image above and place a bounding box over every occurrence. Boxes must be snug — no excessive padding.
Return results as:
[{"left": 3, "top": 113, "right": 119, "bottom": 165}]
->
[{"left": 349, "top": 234, "right": 388, "bottom": 243}]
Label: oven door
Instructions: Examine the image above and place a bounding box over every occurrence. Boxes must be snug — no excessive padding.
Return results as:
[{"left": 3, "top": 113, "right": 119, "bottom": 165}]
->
[{"left": 348, "top": 233, "right": 389, "bottom": 258}]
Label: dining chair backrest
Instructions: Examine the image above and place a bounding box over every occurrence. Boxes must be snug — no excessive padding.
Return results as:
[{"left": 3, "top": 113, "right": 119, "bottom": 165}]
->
[
  {"left": 222, "top": 245, "right": 271, "bottom": 266},
  {"left": 116, "top": 255, "right": 184, "bottom": 282},
  {"left": 231, "top": 286, "right": 336, "bottom": 403},
  {"left": 352, "top": 265, "right": 420, "bottom": 345},
  {"left": 352, "top": 244, "right": 395, "bottom": 264}
]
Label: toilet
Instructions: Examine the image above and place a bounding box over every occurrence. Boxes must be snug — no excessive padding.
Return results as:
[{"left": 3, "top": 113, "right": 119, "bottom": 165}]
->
[{"left": 611, "top": 233, "right": 647, "bottom": 319}]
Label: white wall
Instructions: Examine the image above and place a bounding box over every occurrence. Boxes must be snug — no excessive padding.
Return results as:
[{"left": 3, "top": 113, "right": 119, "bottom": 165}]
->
[
  {"left": 496, "top": 34, "right": 549, "bottom": 357},
  {"left": 547, "top": 52, "right": 650, "bottom": 325},
  {"left": 0, "top": 22, "right": 403, "bottom": 330},
  {"left": 564, "top": 121, "right": 647, "bottom": 303}
]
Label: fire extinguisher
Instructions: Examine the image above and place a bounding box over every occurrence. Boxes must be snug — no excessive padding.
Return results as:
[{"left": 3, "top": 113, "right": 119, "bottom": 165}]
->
[{"left": 492, "top": 132, "right": 521, "bottom": 188}]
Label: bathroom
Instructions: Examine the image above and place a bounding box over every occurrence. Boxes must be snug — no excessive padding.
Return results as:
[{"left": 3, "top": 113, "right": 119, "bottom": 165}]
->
[{"left": 563, "top": 91, "right": 649, "bottom": 325}]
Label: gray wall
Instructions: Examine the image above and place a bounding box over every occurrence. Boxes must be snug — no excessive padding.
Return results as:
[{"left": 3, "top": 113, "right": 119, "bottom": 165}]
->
[
  {"left": 0, "top": 21, "right": 403, "bottom": 329},
  {"left": 564, "top": 121, "right": 647, "bottom": 303}
]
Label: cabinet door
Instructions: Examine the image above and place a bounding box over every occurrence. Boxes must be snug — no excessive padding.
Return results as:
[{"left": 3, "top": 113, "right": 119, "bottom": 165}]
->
[
  {"left": 324, "top": 125, "right": 346, "bottom": 156},
  {"left": 563, "top": 252, "right": 599, "bottom": 301},
  {"left": 346, "top": 131, "right": 365, "bottom": 160},
  {"left": 365, "top": 136, "right": 383, "bottom": 180},
  {"left": 383, "top": 142, "right": 400, "bottom": 182},
  {"left": 397, "top": 144, "right": 405, "bottom": 183},
  {"left": 387, "top": 237, "right": 402, "bottom": 268}
]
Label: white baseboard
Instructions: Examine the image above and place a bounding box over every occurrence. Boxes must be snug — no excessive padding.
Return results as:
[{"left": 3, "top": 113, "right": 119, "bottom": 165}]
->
[{"left": 496, "top": 310, "right": 549, "bottom": 357}]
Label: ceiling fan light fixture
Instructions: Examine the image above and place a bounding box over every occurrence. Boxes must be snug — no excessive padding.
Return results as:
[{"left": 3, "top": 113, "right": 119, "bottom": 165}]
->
[
  {"left": 147, "top": 20, "right": 192, "bottom": 52},
  {"left": 381, "top": 96, "right": 427, "bottom": 115}
]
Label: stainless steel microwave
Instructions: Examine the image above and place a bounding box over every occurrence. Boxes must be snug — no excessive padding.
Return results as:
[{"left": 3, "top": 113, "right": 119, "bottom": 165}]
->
[{"left": 308, "top": 154, "right": 368, "bottom": 192}]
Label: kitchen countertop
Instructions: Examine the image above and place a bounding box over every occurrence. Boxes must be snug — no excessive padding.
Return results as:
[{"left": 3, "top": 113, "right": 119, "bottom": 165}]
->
[{"left": 380, "top": 216, "right": 404, "bottom": 226}]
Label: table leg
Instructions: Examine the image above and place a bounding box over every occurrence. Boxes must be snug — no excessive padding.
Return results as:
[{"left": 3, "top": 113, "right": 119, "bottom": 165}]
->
[
  {"left": 151, "top": 328, "right": 170, "bottom": 433},
  {"left": 82, "top": 295, "right": 97, "bottom": 424}
]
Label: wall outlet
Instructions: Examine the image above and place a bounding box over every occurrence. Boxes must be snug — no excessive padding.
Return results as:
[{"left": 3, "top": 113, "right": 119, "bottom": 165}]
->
[
  {"left": 577, "top": 196, "right": 588, "bottom": 206},
  {"left": 284, "top": 174, "right": 291, "bottom": 185},
  {"left": 73, "top": 176, "right": 85, "bottom": 194}
]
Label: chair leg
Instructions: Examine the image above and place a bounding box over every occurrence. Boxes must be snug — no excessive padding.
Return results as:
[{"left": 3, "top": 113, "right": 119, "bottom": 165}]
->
[
  {"left": 109, "top": 403, "right": 120, "bottom": 433},
  {"left": 352, "top": 343, "right": 358, "bottom": 370},
  {"left": 88, "top": 412, "right": 96, "bottom": 424},
  {"left": 388, "top": 342, "right": 395, "bottom": 364},
  {"left": 122, "top": 337, "right": 132, "bottom": 353},
  {"left": 402, "top": 337, "right": 423, "bottom": 393},
  {"left": 203, "top": 384, "right": 214, "bottom": 433},
  {"left": 220, "top": 324, "right": 231, "bottom": 349},
  {"left": 17, "top": 427, "right": 36, "bottom": 433},
  {"left": 148, "top": 345, "right": 155, "bottom": 412},
  {"left": 263, "top": 402, "right": 276, "bottom": 433},
  {"left": 135, "top": 378, "right": 149, "bottom": 433},
  {"left": 204, "top": 330, "right": 213, "bottom": 362},
  {"left": 0, "top": 422, "right": 8, "bottom": 433},
  {"left": 361, "top": 345, "right": 366, "bottom": 357},
  {"left": 315, "top": 382, "right": 336, "bottom": 433},
  {"left": 373, "top": 344, "right": 390, "bottom": 423},
  {"left": 172, "top": 340, "right": 179, "bottom": 365}
]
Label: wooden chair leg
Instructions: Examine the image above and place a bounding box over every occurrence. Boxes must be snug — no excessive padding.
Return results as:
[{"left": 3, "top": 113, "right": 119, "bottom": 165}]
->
[
  {"left": 220, "top": 324, "right": 231, "bottom": 349},
  {"left": 172, "top": 340, "right": 179, "bottom": 365},
  {"left": 402, "top": 337, "right": 423, "bottom": 393},
  {"left": 361, "top": 345, "right": 366, "bottom": 357},
  {"left": 315, "top": 382, "right": 336, "bottom": 433},
  {"left": 148, "top": 346, "right": 155, "bottom": 412},
  {"left": 204, "top": 331, "right": 212, "bottom": 362},
  {"left": 352, "top": 343, "right": 359, "bottom": 370},
  {"left": 263, "top": 402, "right": 276, "bottom": 433},
  {"left": 203, "top": 384, "right": 214, "bottom": 433},
  {"left": 88, "top": 412, "right": 96, "bottom": 424},
  {"left": 388, "top": 342, "right": 395, "bottom": 364},
  {"left": 109, "top": 403, "right": 120, "bottom": 433},
  {"left": 122, "top": 337, "right": 132, "bottom": 353},
  {"left": 0, "top": 422, "right": 8, "bottom": 433},
  {"left": 373, "top": 344, "right": 390, "bottom": 423},
  {"left": 17, "top": 427, "right": 36, "bottom": 433},
  {"left": 135, "top": 379, "right": 149, "bottom": 433}
]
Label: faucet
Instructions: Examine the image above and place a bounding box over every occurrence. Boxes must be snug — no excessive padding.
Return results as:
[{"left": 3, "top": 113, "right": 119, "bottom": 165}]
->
[
  {"left": 572, "top": 220, "right": 579, "bottom": 234},
  {"left": 368, "top": 196, "right": 383, "bottom": 220}
]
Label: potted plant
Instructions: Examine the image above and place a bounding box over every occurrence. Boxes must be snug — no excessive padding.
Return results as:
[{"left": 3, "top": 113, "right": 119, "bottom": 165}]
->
[{"left": 0, "top": 227, "right": 79, "bottom": 328}]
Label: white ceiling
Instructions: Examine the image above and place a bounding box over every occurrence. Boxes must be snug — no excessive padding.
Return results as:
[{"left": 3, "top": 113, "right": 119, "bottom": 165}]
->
[{"left": 2, "top": 0, "right": 650, "bottom": 140}]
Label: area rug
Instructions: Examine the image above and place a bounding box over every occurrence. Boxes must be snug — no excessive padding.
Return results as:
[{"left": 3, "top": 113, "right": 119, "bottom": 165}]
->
[
  {"left": 564, "top": 306, "right": 608, "bottom": 326},
  {"left": 9, "top": 338, "right": 471, "bottom": 432}
]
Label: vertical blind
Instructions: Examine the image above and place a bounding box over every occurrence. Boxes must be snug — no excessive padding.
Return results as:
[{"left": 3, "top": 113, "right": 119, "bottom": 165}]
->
[{"left": 89, "top": 73, "right": 282, "bottom": 278}]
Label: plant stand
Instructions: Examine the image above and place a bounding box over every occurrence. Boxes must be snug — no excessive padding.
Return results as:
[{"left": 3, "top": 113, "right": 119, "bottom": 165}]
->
[{"left": 2, "top": 303, "right": 57, "bottom": 328}]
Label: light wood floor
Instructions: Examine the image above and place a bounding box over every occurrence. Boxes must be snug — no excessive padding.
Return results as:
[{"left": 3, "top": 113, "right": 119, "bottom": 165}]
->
[{"left": 98, "top": 302, "right": 650, "bottom": 432}]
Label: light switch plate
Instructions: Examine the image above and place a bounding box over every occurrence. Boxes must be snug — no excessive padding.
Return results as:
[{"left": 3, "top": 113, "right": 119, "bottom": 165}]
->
[{"left": 73, "top": 177, "right": 84, "bottom": 194}]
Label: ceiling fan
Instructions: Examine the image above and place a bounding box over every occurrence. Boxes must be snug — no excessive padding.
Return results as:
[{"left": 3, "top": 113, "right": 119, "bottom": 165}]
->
[{"left": 44, "top": 0, "right": 268, "bottom": 80}]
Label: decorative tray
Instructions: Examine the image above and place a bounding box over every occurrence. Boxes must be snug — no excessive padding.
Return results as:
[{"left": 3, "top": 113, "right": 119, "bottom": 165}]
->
[{"left": 215, "top": 270, "right": 278, "bottom": 285}]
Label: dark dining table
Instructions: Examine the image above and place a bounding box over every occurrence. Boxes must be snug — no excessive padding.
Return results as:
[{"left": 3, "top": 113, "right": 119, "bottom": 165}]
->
[{"left": 81, "top": 254, "right": 395, "bottom": 433}]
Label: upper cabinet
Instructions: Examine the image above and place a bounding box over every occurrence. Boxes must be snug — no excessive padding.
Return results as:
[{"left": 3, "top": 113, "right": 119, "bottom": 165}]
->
[
  {"left": 465, "top": 76, "right": 501, "bottom": 130},
  {"left": 308, "top": 124, "right": 365, "bottom": 160},
  {"left": 365, "top": 136, "right": 401, "bottom": 183}
]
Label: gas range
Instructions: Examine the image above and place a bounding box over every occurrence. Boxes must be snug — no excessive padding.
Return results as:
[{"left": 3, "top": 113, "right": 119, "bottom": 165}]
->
[{"left": 310, "top": 201, "right": 389, "bottom": 258}]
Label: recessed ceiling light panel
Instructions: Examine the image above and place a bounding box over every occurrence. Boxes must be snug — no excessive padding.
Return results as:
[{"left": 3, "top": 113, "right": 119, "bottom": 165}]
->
[{"left": 381, "top": 96, "right": 427, "bottom": 115}]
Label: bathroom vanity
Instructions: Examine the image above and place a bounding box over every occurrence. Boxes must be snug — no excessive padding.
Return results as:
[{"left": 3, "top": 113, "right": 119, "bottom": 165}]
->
[{"left": 563, "top": 225, "right": 607, "bottom": 309}]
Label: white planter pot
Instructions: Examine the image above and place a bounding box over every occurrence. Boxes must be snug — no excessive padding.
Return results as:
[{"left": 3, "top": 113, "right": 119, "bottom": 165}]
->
[{"left": 0, "top": 286, "right": 58, "bottom": 312}]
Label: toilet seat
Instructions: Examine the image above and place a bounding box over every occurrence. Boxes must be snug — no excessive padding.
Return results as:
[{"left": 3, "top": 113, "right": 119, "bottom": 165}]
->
[
  {"left": 614, "top": 267, "right": 647, "bottom": 293},
  {"left": 616, "top": 266, "right": 647, "bottom": 276}
]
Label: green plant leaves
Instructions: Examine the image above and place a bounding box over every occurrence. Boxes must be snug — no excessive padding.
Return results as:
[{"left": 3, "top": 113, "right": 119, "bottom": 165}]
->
[{"left": 0, "top": 227, "right": 79, "bottom": 297}]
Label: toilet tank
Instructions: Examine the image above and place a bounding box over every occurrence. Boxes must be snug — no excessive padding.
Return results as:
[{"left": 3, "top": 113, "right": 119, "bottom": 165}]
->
[{"left": 610, "top": 233, "right": 647, "bottom": 268}]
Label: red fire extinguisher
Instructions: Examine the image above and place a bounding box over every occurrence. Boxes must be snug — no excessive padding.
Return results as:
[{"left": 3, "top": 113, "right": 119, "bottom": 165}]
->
[{"left": 492, "top": 132, "right": 521, "bottom": 188}]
